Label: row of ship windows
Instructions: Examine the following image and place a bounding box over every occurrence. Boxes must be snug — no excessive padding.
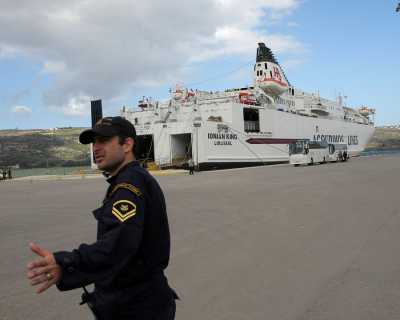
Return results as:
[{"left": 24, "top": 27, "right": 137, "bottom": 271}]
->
[
  {"left": 254, "top": 63, "right": 268, "bottom": 70},
  {"left": 256, "top": 70, "right": 274, "bottom": 78},
  {"left": 275, "top": 97, "right": 295, "bottom": 107}
]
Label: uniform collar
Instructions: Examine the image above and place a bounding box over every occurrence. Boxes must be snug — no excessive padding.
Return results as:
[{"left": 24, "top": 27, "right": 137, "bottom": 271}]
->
[{"left": 106, "top": 160, "right": 140, "bottom": 185}]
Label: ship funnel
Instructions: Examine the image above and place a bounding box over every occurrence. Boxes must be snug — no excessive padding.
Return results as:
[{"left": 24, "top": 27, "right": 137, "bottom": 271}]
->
[
  {"left": 254, "top": 43, "right": 290, "bottom": 97},
  {"left": 256, "top": 43, "right": 279, "bottom": 64}
]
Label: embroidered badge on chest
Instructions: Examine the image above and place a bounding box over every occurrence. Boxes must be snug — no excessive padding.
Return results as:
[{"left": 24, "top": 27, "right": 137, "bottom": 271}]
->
[{"left": 112, "top": 200, "right": 137, "bottom": 222}]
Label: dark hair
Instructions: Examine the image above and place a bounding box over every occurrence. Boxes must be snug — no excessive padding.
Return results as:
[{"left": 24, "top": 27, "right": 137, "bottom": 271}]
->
[{"left": 117, "top": 135, "right": 136, "bottom": 156}]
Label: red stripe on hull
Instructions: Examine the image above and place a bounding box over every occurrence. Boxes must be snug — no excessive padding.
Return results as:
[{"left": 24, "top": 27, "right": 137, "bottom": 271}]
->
[{"left": 246, "top": 138, "right": 296, "bottom": 144}]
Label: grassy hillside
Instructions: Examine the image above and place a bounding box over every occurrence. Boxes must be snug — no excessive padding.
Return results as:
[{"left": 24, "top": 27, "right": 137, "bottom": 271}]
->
[
  {"left": 0, "top": 128, "right": 91, "bottom": 169},
  {"left": 366, "top": 127, "right": 400, "bottom": 150}
]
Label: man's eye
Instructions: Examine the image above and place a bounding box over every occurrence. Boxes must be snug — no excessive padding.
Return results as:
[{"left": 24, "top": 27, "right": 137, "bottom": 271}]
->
[{"left": 94, "top": 137, "right": 111, "bottom": 143}]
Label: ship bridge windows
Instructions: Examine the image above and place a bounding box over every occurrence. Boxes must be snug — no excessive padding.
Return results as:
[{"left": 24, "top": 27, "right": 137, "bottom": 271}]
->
[
  {"left": 243, "top": 108, "right": 260, "bottom": 133},
  {"left": 264, "top": 63, "right": 268, "bottom": 69}
]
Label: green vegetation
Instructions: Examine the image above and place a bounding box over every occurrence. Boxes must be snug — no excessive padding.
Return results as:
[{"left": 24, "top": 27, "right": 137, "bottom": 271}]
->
[
  {"left": 0, "top": 128, "right": 91, "bottom": 168},
  {"left": 366, "top": 127, "right": 400, "bottom": 150}
]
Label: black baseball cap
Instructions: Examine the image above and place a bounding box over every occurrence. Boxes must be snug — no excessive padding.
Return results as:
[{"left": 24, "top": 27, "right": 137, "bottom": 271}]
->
[{"left": 79, "top": 116, "right": 136, "bottom": 144}]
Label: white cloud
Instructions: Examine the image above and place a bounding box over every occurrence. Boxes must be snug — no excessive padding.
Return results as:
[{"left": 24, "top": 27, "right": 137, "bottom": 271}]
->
[
  {"left": 59, "top": 96, "right": 92, "bottom": 116},
  {"left": 0, "top": 0, "right": 303, "bottom": 115},
  {"left": 11, "top": 105, "right": 32, "bottom": 115},
  {"left": 42, "top": 60, "right": 66, "bottom": 74}
]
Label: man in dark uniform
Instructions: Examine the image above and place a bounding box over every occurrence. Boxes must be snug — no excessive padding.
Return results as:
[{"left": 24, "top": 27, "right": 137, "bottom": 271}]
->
[
  {"left": 188, "top": 158, "right": 195, "bottom": 175},
  {"left": 27, "top": 116, "right": 177, "bottom": 319},
  {"left": 342, "top": 150, "right": 348, "bottom": 161}
]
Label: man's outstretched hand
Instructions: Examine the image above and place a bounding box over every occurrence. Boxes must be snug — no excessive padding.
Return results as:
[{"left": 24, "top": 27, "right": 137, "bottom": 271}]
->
[{"left": 27, "top": 243, "right": 62, "bottom": 294}]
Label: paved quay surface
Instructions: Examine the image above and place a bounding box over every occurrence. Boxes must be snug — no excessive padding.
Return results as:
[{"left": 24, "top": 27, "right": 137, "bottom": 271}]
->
[
  {"left": 11, "top": 168, "right": 187, "bottom": 181},
  {"left": 1, "top": 155, "right": 400, "bottom": 320}
]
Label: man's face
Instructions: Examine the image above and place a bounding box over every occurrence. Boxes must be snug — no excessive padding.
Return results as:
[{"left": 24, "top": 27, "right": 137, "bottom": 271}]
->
[{"left": 93, "top": 136, "right": 126, "bottom": 172}]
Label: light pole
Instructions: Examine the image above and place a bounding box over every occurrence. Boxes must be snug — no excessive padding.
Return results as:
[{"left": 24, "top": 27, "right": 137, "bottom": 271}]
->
[{"left": 193, "top": 121, "right": 201, "bottom": 171}]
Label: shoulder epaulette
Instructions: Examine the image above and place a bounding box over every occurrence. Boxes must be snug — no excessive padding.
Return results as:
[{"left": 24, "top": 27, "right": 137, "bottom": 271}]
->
[{"left": 110, "top": 183, "right": 143, "bottom": 198}]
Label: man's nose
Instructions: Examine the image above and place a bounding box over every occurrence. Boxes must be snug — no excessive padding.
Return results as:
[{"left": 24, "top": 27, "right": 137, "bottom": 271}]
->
[{"left": 93, "top": 142, "right": 102, "bottom": 151}]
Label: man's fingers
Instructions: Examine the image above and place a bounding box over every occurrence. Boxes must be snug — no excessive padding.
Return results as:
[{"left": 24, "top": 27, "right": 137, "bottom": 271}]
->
[
  {"left": 36, "top": 279, "right": 54, "bottom": 294},
  {"left": 27, "top": 265, "right": 53, "bottom": 279},
  {"left": 29, "top": 243, "right": 47, "bottom": 258},
  {"left": 30, "top": 272, "right": 56, "bottom": 290},
  {"left": 27, "top": 242, "right": 57, "bottom": 294},
  {"left": 30, "top": 274, "right": 48, "bottom": 286},
  {"left": 27, "top": 258, "right": 47, "bottom": 270}
]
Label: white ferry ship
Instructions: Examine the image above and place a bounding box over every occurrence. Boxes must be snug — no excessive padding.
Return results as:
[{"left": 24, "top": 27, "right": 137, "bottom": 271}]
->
[{"left": 120, "top": 43, "right": 375, "bottom": 170}]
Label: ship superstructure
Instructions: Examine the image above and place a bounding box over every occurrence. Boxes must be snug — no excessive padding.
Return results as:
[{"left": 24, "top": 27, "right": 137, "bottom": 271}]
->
[{"left": 121, "top": 43, "right": 375, "bottom": 169}]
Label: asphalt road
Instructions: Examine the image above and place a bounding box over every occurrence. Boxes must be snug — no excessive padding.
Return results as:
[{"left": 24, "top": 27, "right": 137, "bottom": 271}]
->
[{"left": 1, "top": 155, "right": 400, "bottom": 320}]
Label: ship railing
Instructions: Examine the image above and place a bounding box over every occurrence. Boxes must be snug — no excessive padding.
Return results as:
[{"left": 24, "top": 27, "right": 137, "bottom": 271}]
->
[
  {"left": 198, "top": 95, "right": 235, "bottom": 102},
  {"left": 310, "top": 103, "right": 328, "bottom": 113}
]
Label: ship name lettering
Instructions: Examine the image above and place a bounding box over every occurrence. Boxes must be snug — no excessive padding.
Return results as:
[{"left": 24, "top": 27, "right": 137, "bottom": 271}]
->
[
  {"left": 214, "top": 141, "right": 232, "bottom": 146},
  {"left": 208, "top": 132, "right": 237, "bottom": 140},
  {"left": 313, "top": 134, "right": 344, "bottom": 143},
  {"left": 348, "top": 136, "right": 358, "bottom": 145}
]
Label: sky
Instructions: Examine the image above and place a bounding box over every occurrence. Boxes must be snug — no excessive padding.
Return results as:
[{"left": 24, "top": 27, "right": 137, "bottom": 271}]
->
[{"left": 0, "top": 0, "right": 399, "bottom": 130}]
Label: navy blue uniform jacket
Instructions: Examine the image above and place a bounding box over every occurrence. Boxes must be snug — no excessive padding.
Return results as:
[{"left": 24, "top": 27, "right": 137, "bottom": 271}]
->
[{"left": 53, "top": 161, "right": 176, "bottom": 316}]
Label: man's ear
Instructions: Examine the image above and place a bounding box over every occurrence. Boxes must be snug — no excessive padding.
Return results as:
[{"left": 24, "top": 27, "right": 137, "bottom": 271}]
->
[{"left": 123, "top": 137, "right": 135, "bottom": 154}]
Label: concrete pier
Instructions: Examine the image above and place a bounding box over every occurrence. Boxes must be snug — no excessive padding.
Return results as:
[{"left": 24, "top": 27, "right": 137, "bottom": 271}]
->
[{"left": 1, "top": 155, "right": 400, "bottom": 320}]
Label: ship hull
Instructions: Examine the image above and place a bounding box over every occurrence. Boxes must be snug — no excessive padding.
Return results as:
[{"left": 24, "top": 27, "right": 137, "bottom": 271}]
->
[{"left": 131, "top": 104, "right": 375, "bottom": 170}]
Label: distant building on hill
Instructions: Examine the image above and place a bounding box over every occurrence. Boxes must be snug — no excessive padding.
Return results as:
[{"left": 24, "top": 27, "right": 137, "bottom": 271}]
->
[{"left": 379, "top": 124, "right": 400, "bottom": 129}]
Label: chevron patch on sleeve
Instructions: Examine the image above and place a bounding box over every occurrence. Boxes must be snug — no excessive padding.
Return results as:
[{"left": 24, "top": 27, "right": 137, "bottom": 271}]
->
[{"left": 112, "top": 200, "right": 137, "bottom": 222}]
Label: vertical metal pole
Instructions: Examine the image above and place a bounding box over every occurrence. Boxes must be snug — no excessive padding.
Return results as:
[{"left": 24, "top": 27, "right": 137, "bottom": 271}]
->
[
  {"left": 90, "top": 100, "right": 102, "bottom": 170},
  {"left": 196, "top": 126, "right": 199, "bottom": 171},
  {"left": 193, "top": 121, "right": 201, "bottom": 171}
]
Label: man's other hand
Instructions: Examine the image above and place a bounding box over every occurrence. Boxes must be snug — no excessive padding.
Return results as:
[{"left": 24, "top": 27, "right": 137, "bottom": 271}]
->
[{"left": 27, "top": 243, "right": 62, "bottom": 294}]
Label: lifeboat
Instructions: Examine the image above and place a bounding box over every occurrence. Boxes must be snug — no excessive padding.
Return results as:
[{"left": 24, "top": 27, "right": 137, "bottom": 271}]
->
[
  {"left": 239, "top": 92, "right": 258, "bottom": 105},
  {"left": 310, "top": 102, "right": 329, "bottom": 116},
  {"left": 358, "top": 106, "right": 375, "bottom": 116}
]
